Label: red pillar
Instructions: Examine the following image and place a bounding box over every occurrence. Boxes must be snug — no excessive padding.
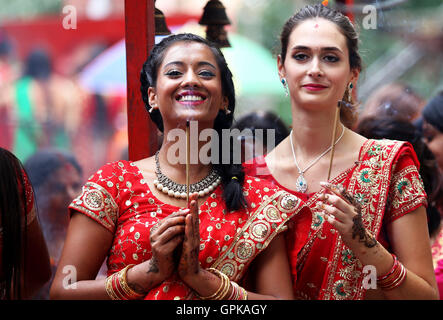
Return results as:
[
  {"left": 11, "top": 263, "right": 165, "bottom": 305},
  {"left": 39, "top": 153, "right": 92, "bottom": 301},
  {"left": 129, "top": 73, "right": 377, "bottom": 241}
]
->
[
  {"left": 124, "top": 0, "right": 158, "bottom": 161},
  {"left": 346, "top": 0, "right": 354, "bottom": 22}
]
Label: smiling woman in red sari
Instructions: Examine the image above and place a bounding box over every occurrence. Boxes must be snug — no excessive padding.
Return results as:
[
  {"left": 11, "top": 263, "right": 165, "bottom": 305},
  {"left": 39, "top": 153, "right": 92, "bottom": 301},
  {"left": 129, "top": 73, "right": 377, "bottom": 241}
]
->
[{"left": 49, "top": 33, "right": 311, "bottom": 300}]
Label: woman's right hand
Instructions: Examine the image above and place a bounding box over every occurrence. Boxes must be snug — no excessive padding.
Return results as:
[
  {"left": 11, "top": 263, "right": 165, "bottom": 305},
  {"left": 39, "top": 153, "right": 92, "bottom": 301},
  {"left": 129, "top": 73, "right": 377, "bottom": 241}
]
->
[
  {"left": 125, "top": 209, "right": 188, "bottom": 294},
  {"left": 148, "top": 209, "right": 188, "bottom": 280}
]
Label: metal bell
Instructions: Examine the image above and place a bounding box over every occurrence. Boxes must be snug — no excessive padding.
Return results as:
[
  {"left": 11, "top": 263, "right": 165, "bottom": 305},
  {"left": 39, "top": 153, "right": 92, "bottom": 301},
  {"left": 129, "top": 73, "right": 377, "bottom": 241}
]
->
[
  {"left": 155, "top": 7, "right": 171, "bottom": 35},
  {"left": 199, "top": 0, "right": 231, "bottom": 48},
  {"left": 199, "top": 0, "right": 231, "bottom": 26}
]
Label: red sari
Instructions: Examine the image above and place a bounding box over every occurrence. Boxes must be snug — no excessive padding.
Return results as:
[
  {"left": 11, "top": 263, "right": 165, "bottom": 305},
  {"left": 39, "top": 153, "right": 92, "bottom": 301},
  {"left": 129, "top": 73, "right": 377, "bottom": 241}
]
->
[
  {"left": 244, "top": 139, "right": 427, "bottom": 299},
  {"left": 69, "top": 160, "right": 311, "bottom": 300}
]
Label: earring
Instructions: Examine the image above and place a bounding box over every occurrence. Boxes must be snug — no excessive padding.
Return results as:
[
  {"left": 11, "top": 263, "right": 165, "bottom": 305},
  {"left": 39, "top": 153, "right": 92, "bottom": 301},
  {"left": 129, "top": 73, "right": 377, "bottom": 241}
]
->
[
  {"left": 281, "top": 78, "right": 289, "bottom": 97},
  {"left": 149, "top": 104, "right": 156, "bottom": 113},
  {"left": 347, "top": 82, "right": 353, "bottom": 102},
  {"left": 224, "top": 106, "right": 231, "bottom": 115}
]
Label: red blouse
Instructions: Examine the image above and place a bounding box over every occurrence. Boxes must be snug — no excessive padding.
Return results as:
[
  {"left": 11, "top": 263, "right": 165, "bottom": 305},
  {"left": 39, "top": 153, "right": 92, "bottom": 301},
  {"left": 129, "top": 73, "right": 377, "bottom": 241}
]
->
[
  {"left": 244, "top": 139, "right": 428, "bottom": 299},
  {"left": 69, "top": 160, "right": 311, "bottom": 299}
]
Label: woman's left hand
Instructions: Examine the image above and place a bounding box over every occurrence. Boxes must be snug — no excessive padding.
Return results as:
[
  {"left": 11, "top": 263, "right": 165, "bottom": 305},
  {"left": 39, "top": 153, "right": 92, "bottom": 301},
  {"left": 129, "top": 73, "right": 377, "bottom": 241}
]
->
[
  {"left": 318, "top": 182, "right": 376, "bottom": 248},
  {"left": 178, "top": 193, "right": 202, "bottom": 283}
]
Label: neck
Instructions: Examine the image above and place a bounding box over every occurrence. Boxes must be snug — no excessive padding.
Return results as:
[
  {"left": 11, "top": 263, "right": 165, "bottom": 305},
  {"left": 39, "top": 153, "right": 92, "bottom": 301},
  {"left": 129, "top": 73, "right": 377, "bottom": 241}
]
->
[
  {"left": 159, "top": 121, "right": 214, "bottom": 184},
  {"left": 290, "top": 104, "right": 344, "bottom": 161}
]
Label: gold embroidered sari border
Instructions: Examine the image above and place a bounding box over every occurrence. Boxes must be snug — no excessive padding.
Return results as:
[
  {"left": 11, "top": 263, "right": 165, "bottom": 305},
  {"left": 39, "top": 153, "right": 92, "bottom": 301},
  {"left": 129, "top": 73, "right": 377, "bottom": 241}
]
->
[{"left": 211, "top": 190, "right": 304, "bottom": 281}]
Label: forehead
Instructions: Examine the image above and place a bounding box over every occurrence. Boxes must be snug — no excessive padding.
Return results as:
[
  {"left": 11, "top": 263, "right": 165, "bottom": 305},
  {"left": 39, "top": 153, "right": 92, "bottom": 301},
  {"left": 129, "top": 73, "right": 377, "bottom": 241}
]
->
[
  {"left": 160, "top": 41, "right": 218, "bottom": 67},
  {"left": 288, "top": 18, "right": 348, "bottom": 52}
]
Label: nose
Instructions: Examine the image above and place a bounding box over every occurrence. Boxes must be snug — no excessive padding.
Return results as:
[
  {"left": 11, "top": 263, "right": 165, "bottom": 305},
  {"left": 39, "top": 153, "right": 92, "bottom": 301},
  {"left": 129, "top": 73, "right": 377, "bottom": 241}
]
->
[
  {"left": 182, "top": 69, "right": 201, "bottom": 88},
  {"left": 307, "top": 57, "right": 323, "bottom": 78}
]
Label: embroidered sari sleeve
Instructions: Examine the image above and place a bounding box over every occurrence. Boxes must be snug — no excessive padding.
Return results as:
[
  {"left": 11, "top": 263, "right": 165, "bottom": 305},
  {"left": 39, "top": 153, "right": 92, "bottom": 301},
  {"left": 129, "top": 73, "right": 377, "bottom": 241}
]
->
[
  {"left": 68, "top": 162, "right": 120, "bottom": 233},
  {"left": 386, "top": 146, "right": 427, "bottom": 223}
]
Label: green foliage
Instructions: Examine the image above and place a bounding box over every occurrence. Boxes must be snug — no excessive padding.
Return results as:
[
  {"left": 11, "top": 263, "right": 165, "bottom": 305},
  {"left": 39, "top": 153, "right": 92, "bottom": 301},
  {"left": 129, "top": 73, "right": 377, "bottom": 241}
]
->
[{"left": 0, "top": 0, "right": 62, "bottom": 22}]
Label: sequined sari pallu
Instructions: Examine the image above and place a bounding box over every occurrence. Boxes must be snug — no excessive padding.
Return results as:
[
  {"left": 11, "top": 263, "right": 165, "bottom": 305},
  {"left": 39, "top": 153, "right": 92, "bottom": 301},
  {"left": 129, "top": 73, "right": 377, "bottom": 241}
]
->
[
  {"left": 69, "top": 160, "right": 311, "bottom": 300},
  {"left": 244, "top": 139, "right": 428, "bottom": 300}
]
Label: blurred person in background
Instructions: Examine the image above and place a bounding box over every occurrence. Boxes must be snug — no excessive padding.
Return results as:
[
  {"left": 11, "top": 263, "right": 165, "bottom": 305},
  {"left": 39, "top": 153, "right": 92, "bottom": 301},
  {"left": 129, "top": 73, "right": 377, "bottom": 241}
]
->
[
  {"left": 232, "top": 110, "right": 289, "bottom": 162},
  {"left": 356, "top": 83, "right": 426, "bottom": 129},
  {"left": 416, "top": 90, "right": 443, "bottom": 299},
  {"left": 0, "top": 147, "right": 51, "bottom": 299},
  {"left": 24, "top": 149, "right": 83, "bottom": 299},
  {"left": 420, "top": 91, "right": 443, "bottom": 174},
  {"left": 7, "top": 49, "right": 84, "bottom": 162},
  {"left": 0, "top": 30, "right": 20, "bottom": 151}
]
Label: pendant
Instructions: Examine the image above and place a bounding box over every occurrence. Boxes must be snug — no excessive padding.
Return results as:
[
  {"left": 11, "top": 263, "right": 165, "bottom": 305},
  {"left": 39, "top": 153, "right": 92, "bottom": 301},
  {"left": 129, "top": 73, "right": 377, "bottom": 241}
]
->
[{"left": 296, "top": 173, "right": 308, "bottom": 193}]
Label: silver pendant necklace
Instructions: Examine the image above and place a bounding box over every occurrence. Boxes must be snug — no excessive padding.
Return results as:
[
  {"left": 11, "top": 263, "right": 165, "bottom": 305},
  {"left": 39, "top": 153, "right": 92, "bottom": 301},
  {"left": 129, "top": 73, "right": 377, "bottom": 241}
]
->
[
  {"left": 153, "top": 151, "right": 221, "bottom": 199},
  {"left": 289, "top": 124, "right": 345, "bottom": 193}
]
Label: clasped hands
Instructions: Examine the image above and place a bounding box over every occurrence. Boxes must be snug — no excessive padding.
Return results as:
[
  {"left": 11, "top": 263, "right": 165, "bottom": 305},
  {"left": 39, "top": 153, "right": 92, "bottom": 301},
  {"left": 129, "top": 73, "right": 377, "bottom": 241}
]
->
[{"left": 145, "top": 193, "right": 202, "bottom": 288}]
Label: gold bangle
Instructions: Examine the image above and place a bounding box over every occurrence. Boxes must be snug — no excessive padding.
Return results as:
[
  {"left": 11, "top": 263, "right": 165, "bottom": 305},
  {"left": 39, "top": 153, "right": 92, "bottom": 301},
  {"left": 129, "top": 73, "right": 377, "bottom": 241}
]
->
[
  {"left": 118, "top": 264, "right": 144, "bottom": 299},
  {"left": 241, "top": 286, "right": 248, "bottom": 300},
  {"left": 105, "top": 274, "right": 120, "bottom": 300},
  {"left": 199, "top": 268, "right": 230, "bottom": 300},
  {"left": 217, "top": 272, "right": 231, "bottom": 300}
]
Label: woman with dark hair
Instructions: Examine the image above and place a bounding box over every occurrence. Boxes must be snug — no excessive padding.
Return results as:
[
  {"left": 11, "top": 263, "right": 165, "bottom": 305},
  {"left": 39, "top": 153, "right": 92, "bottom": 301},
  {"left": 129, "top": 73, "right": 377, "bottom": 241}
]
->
[
  {"left": 50, "top": 33, "right": 310, "bottom": 300},
  {"left": 0, "top": 147, "right": 51, "bottom": 299},
  {"left": 244, "top": 4, "right": 438, "bottom": 299},
  {"left": 418, "top": 90, "right": 443, "bottom": 299},
  {"left": 232, "top": 110, "right": 290, "bottom": 162},
  {"left": 24, "top": 148, "right": 83, "bottom": 299}
]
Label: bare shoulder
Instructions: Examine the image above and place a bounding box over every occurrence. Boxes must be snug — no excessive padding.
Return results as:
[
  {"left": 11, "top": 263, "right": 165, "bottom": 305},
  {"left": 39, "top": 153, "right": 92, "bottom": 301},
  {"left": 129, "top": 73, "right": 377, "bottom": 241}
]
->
[
  {"left": 133, "top": 156, "right": 156, "bottom": 177},
  {"left": 347, "top": 130, "right": 368, "bottom": 152}
]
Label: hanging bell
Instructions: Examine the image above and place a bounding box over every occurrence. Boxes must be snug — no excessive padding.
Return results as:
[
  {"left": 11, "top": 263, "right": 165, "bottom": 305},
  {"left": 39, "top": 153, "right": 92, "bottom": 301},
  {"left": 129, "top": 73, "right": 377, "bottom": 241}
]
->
[
  {"left": 199, "top": 0, "right": 231, "bottom": 48},
  {"left": 155, "top": 7, "right": 171, "bottom": 35}
]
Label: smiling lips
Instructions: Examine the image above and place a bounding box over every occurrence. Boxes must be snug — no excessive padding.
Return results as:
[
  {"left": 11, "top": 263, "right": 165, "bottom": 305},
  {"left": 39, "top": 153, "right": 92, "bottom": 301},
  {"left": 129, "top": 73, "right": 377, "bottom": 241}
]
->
[
  {"left": 302, "top": 83, "right": 328, "bottom": 91},
  {"left": 176, "top": 91, "right": 207, "bottom": 106}
]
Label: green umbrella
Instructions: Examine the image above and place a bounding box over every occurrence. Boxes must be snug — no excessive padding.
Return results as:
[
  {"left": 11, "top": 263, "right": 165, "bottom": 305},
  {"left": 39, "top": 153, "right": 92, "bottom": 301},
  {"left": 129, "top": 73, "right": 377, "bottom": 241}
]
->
[{"left": 221, "top": 33, "right": 283, "bottom": 97}]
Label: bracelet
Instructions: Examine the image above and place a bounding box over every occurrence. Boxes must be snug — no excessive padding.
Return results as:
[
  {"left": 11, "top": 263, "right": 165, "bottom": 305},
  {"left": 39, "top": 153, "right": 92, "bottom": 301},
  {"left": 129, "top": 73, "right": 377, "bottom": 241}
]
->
[
  {"left": 105, "top": 264, "right": 144, "bottom": 300},
  {"left": 377, "top": 254, "right": 407, "bottom": 290},
  {"left": 199, "top": 268, "right": 230, "bottom": 300},
  {"left": 377, "top": 254, "right": 398, "bottom": 282},
  {"left": 227, "top": 281, "right": 248, "bottom": 300}
]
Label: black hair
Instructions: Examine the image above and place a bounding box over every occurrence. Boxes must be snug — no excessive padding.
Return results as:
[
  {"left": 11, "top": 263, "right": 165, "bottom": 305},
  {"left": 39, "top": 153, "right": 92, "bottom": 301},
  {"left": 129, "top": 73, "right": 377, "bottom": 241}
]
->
[
  {"left": 23, "top": 49, "right": 52, "bottom": 80},
  {"left": 0, "top": 148, "right": 31, "bottom": 299},
  {"left": 279, "top": 4, "right": 362, "bottom": 127},
  {"left": 422, "top": 90, "right": 443, "bottom": 133},
  {"left": 356, "top": 117, "right": 441, "bottom": 236},
  {"left": 232, "top": 110, "right": 289, "bottom": 148},
  {"left": 140, "top": 33, "right": 246, "bottom": 211},
  {"left": 24, "top": 148, "right": 83, "bottom": 190}
]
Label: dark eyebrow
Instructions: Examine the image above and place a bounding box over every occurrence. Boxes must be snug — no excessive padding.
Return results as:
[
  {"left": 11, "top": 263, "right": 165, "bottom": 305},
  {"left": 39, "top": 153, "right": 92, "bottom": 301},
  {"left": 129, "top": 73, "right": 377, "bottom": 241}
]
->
[
  {"left": 163, "top": 61, "right": 217, "bottom": 70},
  {"left": 291, "top": 45, "right": 343, "bottom": 54}
]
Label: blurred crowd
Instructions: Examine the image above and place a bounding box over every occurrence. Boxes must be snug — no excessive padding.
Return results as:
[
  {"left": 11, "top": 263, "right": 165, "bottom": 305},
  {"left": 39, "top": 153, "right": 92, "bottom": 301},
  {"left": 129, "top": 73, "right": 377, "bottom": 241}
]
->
[
  {"left": 0, "top": 29, "right": 128, "bottom": 179},
  {"left": 0, "top": 26, "right": 126, "bottom": 299}
]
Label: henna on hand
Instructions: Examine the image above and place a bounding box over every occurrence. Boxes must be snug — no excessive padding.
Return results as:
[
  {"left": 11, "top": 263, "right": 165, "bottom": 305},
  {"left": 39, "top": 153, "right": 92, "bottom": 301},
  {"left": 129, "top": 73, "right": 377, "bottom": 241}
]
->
[
  {"left": 324, "top": 182, "right": 378, "bottom": 248},
  {"left": 148, "top": 256, "right": 160, "bottom": 274},
  {"left": 351, "top": 205, "right": 377, "bottom": 248}
]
